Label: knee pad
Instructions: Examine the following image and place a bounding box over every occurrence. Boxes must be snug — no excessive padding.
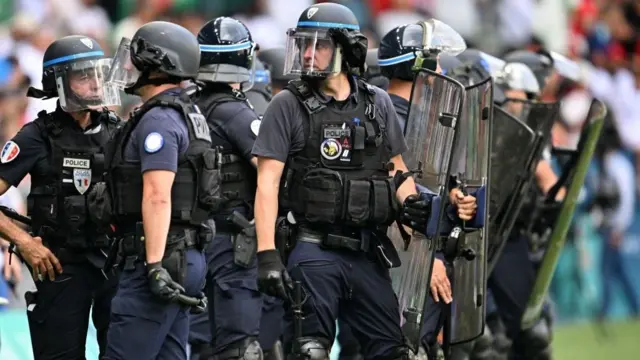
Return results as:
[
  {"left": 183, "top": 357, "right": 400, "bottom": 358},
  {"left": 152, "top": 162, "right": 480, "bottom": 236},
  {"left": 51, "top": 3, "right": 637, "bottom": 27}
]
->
[
  {"left": 289, "top": 337, "right": 330, "bottom": 360},
  {"left": 216, "top": 337, "right": 264, "bottom": 360}
]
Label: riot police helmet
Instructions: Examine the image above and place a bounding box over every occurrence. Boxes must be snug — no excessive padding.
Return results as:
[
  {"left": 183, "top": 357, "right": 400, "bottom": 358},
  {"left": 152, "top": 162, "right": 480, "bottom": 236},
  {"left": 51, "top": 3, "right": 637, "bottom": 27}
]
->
[
  {"left": 378, "top": 19, "right": 466, "bottom": 81},
  {"left": 26, "top": 35, "right": 120, "bottom": 112},
  {"left": 282, "top": 2, "right": 368, "bottom": 78},
  {"left": 494, "top": 62, "right": 541, "bottom": 100},
  {"left": 107, "top": 21, "right": 200, "bottom": 95},
  {"left": 258, "top": 47, "right": 297, "bottom": 91},
  {"left": 438, "top": 54, "right": 463, "bottom": 76},
  {"left": 197, "top": 17, "right": 256, "bottom": 85},
  {"left": 503, "top": 50, "right": 555, "bottom": 90}
]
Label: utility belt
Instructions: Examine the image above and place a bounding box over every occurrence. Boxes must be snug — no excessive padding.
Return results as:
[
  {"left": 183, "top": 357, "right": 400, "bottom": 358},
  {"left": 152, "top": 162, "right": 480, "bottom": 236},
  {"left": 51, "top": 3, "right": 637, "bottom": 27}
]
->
[
  {"left": 289, "top": 168, "right": 398, "bottom": 227},
  {"left": 275, "top": 219, "right": 401, "bottom": 269},
  {"left": 104, "top": 221, "right": 214, "bottom": 286}
]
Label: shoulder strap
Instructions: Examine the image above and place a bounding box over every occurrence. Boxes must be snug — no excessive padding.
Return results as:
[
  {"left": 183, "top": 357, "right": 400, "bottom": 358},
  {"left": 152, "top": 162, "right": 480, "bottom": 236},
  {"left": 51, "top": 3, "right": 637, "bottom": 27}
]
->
[{"left": 286, "top": 79, "right": 326, "bottom": 114}]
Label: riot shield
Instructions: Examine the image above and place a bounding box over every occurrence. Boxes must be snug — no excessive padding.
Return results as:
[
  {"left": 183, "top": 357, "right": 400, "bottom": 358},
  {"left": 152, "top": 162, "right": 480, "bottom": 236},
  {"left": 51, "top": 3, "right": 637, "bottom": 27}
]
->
[
  {"left": 445, "top": 76, "right": 493, "bottom": 345},
  {"left": 390, "top": 70, "right": 465, "bottom": 353},
  {"left": 486, "top": 107, "right": 540, "bottom": 271},
  {"left": 520, "top": 100, "right": 606, "bottom": 329}
]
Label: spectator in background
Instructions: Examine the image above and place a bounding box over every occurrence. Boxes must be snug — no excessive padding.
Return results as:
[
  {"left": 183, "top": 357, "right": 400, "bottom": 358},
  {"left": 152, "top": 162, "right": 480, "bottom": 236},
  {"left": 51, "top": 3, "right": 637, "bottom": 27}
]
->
[{"left": 593, "top": 111, "right": 639, "bottom": 320}]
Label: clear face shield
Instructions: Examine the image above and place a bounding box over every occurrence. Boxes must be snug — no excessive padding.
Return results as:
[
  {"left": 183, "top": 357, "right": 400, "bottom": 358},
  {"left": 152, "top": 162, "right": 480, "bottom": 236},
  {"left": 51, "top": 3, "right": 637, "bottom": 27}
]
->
[
  {"left": 496, "top": 62, "right": 540, "bottom": 119},
  {"left": 549, "top": 51, "right": 581, "bottom": 82},
  {"left": 53, "top": 58, "right": 121, "bottom": 112},
  {"left": 106, "top": 37, "right": 142, "bottom": 91},
  {"left": 410, "top": 19, "right": 467, "bottom": 74},
  {"left": 283, "top": 28, "right": 341, "bottom": 77}
]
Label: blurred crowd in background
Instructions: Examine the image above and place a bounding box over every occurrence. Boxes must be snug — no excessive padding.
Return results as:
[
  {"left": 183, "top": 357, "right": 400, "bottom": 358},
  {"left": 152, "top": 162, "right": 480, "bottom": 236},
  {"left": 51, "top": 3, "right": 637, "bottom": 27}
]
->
[{"left": 0, "top": 0, "right": 639, "bottom": 331}]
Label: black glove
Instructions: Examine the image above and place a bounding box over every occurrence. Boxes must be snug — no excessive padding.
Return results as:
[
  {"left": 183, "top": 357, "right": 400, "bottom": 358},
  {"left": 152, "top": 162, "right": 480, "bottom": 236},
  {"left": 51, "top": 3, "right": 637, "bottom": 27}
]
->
[
  {"left": 147, "top": 262, "right": 186, "bottom": 302},
  {"left": 329, "top": 28, "right": 368, "bottom": 75},
  {"left": 401, "top": 194, "right": 431, "bottom": 234},
  {"left": 257, "top": 249, "right": 292, "bottom": 301},
  {"left": 189, "top": 292, "right": 208, "bottom": 314}
]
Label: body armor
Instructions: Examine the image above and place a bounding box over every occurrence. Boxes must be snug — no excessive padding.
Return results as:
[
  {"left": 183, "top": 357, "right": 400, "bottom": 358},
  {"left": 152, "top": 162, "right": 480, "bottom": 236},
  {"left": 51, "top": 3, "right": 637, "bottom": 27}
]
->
[
  {"left": 27, "top": 109, "right": 121, "bottom": 250},
  {"left": 105, "top": 89, "right": 221, "bottom": 231},
  {"left": 281, "top": 79, "right": 398, "bottom": 229},
  {"left": 196, "top": 88, "right": 257, "bottom": 223}
]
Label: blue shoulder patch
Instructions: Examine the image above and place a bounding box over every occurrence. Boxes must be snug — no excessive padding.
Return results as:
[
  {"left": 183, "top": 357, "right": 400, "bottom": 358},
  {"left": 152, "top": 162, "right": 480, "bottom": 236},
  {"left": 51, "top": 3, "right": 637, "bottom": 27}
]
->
[{"left": 144, "top": 132, "right": 164, "bottom": 153}]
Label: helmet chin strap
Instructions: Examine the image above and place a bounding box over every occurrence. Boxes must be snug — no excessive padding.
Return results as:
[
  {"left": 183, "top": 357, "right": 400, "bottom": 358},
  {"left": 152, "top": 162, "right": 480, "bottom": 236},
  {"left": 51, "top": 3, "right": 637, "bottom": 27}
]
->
[{"left": 125, "top": 70, "right": 183, "bottom": 95}]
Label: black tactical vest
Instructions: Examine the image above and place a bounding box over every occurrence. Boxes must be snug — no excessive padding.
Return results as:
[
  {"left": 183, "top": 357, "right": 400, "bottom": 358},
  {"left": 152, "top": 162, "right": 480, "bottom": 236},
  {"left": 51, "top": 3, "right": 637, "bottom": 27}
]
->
[
  {"left": 196, "top": 88, "right": 257, "bottom": 216},
  {"left": 27, "top": 109, "right": 121, "bottom": 249},
  {"left": 105, "top": 89, "right": 221, "bottom": 231},
  {"left": 281, "top": 79, "right": 399, "bottom": 228}
]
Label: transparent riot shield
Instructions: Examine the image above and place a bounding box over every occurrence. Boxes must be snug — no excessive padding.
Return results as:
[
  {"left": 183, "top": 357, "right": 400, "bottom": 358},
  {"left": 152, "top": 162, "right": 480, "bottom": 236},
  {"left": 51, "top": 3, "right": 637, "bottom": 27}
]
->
[
  {"left": 520, "top": 100, "right": 606, "bottom": 329},
  {"left": 389, "top": 70, "right": 465, "bottom": 353},
  {"left": 446, "top": 76, "right": 492, "bottom": 345},
  {"left": 486, "top": 107, "right": 538, "bottom": 269}
]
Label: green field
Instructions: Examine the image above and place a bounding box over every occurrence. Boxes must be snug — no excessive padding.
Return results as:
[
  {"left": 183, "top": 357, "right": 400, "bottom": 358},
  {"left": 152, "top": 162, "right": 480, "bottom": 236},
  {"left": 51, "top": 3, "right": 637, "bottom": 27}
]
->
[{"left": 553, "top": 320, "right": 640, "bottom": 359}]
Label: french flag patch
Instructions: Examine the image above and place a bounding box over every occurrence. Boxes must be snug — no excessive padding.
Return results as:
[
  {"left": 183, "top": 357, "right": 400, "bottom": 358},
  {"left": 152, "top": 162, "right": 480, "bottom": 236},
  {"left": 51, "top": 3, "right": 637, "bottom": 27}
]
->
[{"left": 1, "top": 141, "right": 20, "bottom": 164}]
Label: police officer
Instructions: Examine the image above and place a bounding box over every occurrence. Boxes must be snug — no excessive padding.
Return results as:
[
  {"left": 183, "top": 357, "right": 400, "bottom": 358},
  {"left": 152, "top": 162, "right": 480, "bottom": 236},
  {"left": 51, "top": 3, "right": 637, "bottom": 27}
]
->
[
  {"left": 189, "top": 16, "right": 265, "bottom": 360},
  {"left": 258, "top": 48, "right": 298, "bottom": 96},
  {"left": 252, "top": 4, "right": 458, "bottom": 359},
  {"left": 376, "top": 23, "right": 478, "bottom": 359},
  {"left": 101, "top": 21, "right": 211, "bottom": 359},
  {"left": 0, "top": 35, "right": 121, "bottom": 359}
]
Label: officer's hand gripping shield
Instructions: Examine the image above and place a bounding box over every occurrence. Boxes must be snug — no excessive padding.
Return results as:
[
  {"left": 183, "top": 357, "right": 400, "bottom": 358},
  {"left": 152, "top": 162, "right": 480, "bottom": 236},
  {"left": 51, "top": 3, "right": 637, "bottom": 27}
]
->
[
  {"left": 445, "top": 76, "right": 493, "bottom": 345},
  {"left": 521, "top": 100, "right": 606, "bottom": 330},
  {"left": 388, "top": 18, "right": 467, "bottom": 354}
]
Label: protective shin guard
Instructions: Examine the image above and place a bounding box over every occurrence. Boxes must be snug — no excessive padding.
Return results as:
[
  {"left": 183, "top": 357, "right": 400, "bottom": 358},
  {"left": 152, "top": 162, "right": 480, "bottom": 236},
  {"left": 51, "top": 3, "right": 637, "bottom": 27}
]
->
[{"left": 215, "top": 338, "right": 264, "bottom": 360}]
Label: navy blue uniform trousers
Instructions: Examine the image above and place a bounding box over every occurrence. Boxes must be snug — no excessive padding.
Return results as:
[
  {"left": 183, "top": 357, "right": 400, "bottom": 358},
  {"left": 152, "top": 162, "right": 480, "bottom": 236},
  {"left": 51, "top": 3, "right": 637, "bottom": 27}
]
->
[
  {"left": 105, "top": 248, "right": 206, "bottom": 360},
  {"left": 189, "top": 232, "right": 263, "bottom": 356},
  {"left": 283, "top": 241, "right": 405, "bottom": 360},
  {"left": 26, "top": 261, "right": 118, "bottom": 359}
]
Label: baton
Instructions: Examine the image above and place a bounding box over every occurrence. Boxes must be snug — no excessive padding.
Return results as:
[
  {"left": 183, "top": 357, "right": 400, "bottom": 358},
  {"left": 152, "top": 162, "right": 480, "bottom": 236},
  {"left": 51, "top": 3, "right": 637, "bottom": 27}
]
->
[{"left": 0, "top": 205, "right": 32, "bottom": 226}]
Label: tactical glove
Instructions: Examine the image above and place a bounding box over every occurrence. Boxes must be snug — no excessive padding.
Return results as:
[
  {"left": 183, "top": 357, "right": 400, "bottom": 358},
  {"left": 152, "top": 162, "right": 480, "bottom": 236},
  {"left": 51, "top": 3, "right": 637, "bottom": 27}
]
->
[
  {"left": 147, "top": 262, "right": 186, "bottom": 302},
  {"left": 401, "top": 194, "right": 431, "bottom": 234},
  {"left": 257, "top": 249, "right": 293, "bottom": 301}
]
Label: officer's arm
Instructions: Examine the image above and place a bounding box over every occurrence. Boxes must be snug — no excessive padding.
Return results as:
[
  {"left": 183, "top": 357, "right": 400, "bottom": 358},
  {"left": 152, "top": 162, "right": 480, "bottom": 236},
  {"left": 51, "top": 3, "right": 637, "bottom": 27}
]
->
[
  {"left": 389, "top": 154, "right": 418, "bottom": 203},
  {"left": 0, "top": 179, "right": 33, "bottom": 247},
  {"left": 535, "top": 160, "right": 565, "bottom": 200},
  {"left": 142, "top": 170, "right": 175, "bottom": 263},
  {"left": 255, "top": 157, "right": 284, "bottom": 251}
]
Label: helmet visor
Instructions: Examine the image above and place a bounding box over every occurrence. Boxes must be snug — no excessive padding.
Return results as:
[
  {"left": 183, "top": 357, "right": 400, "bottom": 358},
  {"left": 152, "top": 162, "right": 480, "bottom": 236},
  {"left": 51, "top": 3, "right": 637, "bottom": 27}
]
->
[
  {"left": 106, "top": 38, "right": 141, "bottom": 90},
  {"left": 53, "top": 58, "right": 121, "bottom": 112},
  {"left": 496, "top": 63, "right": 540, "bottom": 95},
  {"left": 283, "top": 28, "right": 341, "bottom": 77},
  {"left": 549, "top": 51, "right": 581, "bottom": 82}
]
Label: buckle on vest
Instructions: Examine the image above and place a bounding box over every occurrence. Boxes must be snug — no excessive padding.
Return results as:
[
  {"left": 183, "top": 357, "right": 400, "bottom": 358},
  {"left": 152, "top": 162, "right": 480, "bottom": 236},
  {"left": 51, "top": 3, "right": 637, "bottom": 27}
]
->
[
  {"left": 303, "top": 97, "right": 324, "bottom": 113},
  {"left": 365, "top": 104, "right": 376, "bottom": 120}
]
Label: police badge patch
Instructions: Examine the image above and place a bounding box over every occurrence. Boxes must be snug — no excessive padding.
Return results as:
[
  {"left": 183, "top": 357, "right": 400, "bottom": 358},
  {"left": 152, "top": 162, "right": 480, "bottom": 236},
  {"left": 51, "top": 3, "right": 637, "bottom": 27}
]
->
[
  {"left": 250, "top": 119, "right": 261, "bottom": 136},
  {"left": 320, "top": 138, "right": 341, "bottom": 160},
  {"left": 0, "top": 141, "right": 20, "bottom": 164},
  {"left": 73, "top": 169, "right": 92, "bottom": 195}
]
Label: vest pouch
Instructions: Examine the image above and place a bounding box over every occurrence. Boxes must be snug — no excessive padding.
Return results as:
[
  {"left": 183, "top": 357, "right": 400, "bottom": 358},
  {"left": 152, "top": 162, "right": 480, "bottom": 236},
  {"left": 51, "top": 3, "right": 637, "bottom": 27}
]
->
[
  {"left": 27, "top": 188, "right": 58, "bottom": 237},
  {"left": 369, "top": 179, "right": 396, "bottom": 226},
  {"left": 300, "top": 168, "right": 344, "bottom": 224},
  {"left": 344, "top": 180, "right": 371, "bottom": 226},
  {"left": 199, "top": 148, "right": 222, "bottom": 211},
  {"left": 87, "top": 182, "right": 113, "bottom": 233},
  {"left": 62, "top": 195, "right": 88, "bottom": 247}
]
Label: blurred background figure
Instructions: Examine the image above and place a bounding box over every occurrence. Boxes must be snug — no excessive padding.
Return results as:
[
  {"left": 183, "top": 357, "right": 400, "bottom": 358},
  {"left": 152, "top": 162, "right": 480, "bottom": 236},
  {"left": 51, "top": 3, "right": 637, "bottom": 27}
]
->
[{"left": 0, "top": 0, "right": 639, "bottom": 359}]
